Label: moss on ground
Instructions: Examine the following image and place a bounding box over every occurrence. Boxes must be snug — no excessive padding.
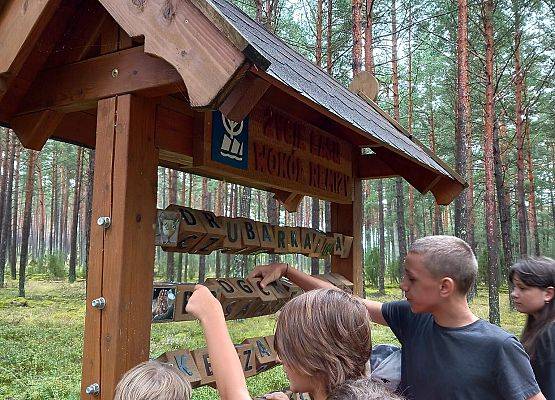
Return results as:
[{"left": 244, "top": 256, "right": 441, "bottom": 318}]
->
[{"left": 0, "top": 280, "right": 526, "bottom": 399}]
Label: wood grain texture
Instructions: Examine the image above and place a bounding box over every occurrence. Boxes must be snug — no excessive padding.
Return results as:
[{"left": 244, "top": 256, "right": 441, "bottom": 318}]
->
[
  {"left": 98, "top": 0, "right": 245, "bottom": 107},
  {"left": 0, "top": 0, "right": 61, "bottom": 75},
  {"left": 10, "top": 109, "right": 64, "bottom": 150},
  {"left": 80, "top": 95, "right": 158, "bottom": 399},
  {"left": 80, "top": 97, "right": 117, "bottom": 398},
  {"left": 21, "top": 46, "right": 183, "bottom": 113},
  {"left": 330, "top": 147, "right": 362, "bottom": 296}
]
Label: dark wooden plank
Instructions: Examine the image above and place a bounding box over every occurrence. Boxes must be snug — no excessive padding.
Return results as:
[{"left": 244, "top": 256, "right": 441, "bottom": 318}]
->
[
  {"left": 0, "top": 0, "right": 62, "bottom": 75},
  {"left": 219, "top": 72, "right": 270, "bottom": 122},
  {"left": 0, "top": 1, "right": 77, "bottom": 123},
  {"left": 330, "top": 147, "right": 362, "bottom": 296},
  {"left": 10, "top": 109, "right": 64, "bottom": 150},
  {"left": 357, "top": 153, "right": 398, "bottom": 179},
  {"left": 45, "top": 0, "right": 108, "bottom": 68},
  {"left": 81, "top": 97, "right": 117, "bottom": 398},
  {"left": 99, "top": 94, "right": 158, "bottom": 399},
  {"left": 20, "top": 46, "right": 184, "bottom": 114},
  {"left": 51, "top": 111, "right": 97, "bottom": 149}
]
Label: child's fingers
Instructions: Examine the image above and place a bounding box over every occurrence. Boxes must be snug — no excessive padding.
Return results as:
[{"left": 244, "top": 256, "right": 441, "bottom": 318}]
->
[
  {"left": 260, "top": 269, "right": 280, "bottom": 288},
  {"left": 247, "top": 265, "right": 267, "bottom": 279}
]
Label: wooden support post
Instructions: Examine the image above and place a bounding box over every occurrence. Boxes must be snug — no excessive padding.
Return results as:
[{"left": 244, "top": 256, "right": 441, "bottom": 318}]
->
[
  {"left": 81, "top": 94, "right": 158, "bottom": 399},
  {"left": 330, "top": 175, "right": 362, "bottom": 296}
]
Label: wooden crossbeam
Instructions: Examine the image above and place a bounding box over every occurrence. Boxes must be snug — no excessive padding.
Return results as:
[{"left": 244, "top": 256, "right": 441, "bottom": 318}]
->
[
  {"left": 20, "top": 46, "right": 184, "bottom": 114},
  {"left": 357, "top": 153, "right": 398, "bottom": 179},
  {"left": 10, "top": 110, "right": 64, "bottom": 150}
]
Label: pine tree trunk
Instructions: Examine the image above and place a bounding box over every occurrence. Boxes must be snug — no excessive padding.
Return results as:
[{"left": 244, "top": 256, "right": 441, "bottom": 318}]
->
[
  {"left": 0, "top": 131, "right": 10, "bottom": 244},
  {"left": 316, "top": 0, "right": 323, "bottom": 67},
  {"left": 166, "top": 169, "right": 177, "bottom": 281},
  {"left": 198, "top": 177, "right": 208, "bottom": 282},
  {"left": 0, "top": 134, "right": 16, "bottom": 287},
  {"left": 407, "top": 7, "right": 416, "bottom": 244},
  {"left": 327, "top": 0, "right": 333, "bottom": 74},
  {"left": 267, "top": 191, "right": 279, "bottom": 263},
  {"left": 68, "top": 148, "right": 83, "bottom": 282},
  {"left": 84, "top": 150, "right": 94, "bottom": 275},
  {"left": 525, "top": 120, "right": 540, "bottom": 255},
  {"left": 49, "top": 156, "right": 57, "bottom": 255},
  {"left": 454, "top": 0, "right": 470, "bottom": 241},
  {"left": 391, "top": 0, "right": 407, "bottom": 270},
  {"left": 513, "top": 1, "right": 527, "bottom": 257},
  {"left": 36, "top": 164, "right": 46, "bottom": 258},
  {"left": 311, "top": 197, "right": 320, "bottom": 275},
  {"left": 493, "top": 119, "right": 513, "bottom": 274},
  {"left": 377, "top": 179, "right": 386, "bottom": 294},
  {"left": 10, "top": 147, "right": 21, "bottom": 280},
  {"left": 482, "top": 0, "right": 500, "bottom": 325},
  {"left": 19, "top": 151, "right": 38, "bottom": 298},
  {"left": 352, "top": 0, "right": 362, "bottom": 73},
  {"left": 364, "top": 0, "right": 375, "bottom": 72}
]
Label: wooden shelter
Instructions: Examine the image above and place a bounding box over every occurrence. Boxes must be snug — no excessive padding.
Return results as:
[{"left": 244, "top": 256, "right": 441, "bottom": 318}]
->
[{"left": 0, "top": 0, "right": 465, "bottom": 398}]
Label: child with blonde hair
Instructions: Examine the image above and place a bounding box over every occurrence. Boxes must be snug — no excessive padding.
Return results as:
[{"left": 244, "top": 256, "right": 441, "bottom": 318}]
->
[{"left": 114, "top": 360, "right": 192, "bottom": 400}]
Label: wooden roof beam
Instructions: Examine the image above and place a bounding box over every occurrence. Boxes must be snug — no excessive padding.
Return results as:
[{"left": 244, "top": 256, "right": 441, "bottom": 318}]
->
[
  {"left": 218, "top": 71, "right": 271, "bottom": 122},
  {"left": 11, "top": 109, "right": 64, "bottom": 151},
  {"left": 0, "top": 1, "right": 77, "bottom": 123},
  {"left": 357, "top": 153, "right": 398, "bottom": 179},
  {"left": 17, "top": 46, "right": 184, "bottom": 115},
  {"left": 97, "top": 0, "right": 247, "bottom": 108},
  {"left": 0, "top": 0, "right": 62, "bottom": 76}
]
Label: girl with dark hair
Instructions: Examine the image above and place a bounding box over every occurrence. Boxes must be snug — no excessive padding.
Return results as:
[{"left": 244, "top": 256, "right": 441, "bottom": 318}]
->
[{"left": 510, "top": 256, "right": 555, "bottom": 399}]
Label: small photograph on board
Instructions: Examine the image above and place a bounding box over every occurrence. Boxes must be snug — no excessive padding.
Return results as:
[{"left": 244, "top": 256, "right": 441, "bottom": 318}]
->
[{"left": 152, "top": 286, "right": 176, "bottom": 322}]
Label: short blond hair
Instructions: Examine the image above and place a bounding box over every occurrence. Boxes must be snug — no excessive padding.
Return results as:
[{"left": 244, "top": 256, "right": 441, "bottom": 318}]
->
[
  {"left": 275, "top": 289, "right": 372, "bottom": 394},
  {"left": 114, "top": 361, "right": 192, "bottom": 400},
  {"left": 328, "top": 378, "right": 405, "bottom": 400}
]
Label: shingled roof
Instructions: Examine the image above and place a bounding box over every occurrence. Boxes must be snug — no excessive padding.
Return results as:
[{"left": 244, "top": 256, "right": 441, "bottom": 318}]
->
[{"left": 200, "top": 0, "right": 466, "bottom": 203}]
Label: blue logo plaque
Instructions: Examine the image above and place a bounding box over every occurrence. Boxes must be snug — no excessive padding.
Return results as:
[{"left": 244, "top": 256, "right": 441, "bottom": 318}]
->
[{"left": 211, "top": 111, "right": 249, "bottom": 170}]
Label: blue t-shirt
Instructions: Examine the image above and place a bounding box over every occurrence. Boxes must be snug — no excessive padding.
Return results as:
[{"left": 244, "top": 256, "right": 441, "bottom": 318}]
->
[{"left": 382, "top": 301, "right": 541, "bottom": 400}]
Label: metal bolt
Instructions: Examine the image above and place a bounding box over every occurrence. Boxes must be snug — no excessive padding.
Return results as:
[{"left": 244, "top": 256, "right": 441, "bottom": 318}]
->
[
  {"left": 85, "top": 383, "right": 100, "bottom": 396},
  {"left": 97, "top": 216, "right": 111, "bottom": 228},
  {"left": 111, "top": 68, "right": 119, "bottom": 78},
  {"left": 91, "top": 297, "right": 106, "bottom": 310}
]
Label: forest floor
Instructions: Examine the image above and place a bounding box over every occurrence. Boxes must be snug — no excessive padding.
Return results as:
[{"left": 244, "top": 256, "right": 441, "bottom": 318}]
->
[{"left": 0, "top": 279, "right": 526, "bottom": 400}]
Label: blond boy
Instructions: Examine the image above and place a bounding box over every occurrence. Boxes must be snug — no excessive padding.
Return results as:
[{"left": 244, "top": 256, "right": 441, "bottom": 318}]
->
[{"left": 114, "top": 361, "right": 192, "bottom": 400}]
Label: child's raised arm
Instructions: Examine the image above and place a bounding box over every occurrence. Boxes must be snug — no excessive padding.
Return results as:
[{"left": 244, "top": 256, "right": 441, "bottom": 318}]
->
[{"left": 186, "top": 285, "right": 251, "bottom": 400}]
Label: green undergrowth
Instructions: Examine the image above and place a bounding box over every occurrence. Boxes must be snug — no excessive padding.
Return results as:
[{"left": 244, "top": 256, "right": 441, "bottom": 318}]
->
[{"left": 0, "top": 279, "right": 526, "bottom": 399}]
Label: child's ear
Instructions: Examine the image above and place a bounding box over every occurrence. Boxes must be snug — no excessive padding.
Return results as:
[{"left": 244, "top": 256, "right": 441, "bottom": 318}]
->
[
  {"left": 545, "top": 286, "right": 554, "bottom": 303},
  {"left": 439, "top": 278, "right": 455, "bottom": 297}
]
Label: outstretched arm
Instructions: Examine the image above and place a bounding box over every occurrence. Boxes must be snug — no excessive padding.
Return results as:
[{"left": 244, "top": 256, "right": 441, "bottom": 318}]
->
[
  {"left": 186, "top": 285, "right": 251, "bottom": 400},
  {"left": 248, "top": 263, "right": 388, "bottom": 326}
]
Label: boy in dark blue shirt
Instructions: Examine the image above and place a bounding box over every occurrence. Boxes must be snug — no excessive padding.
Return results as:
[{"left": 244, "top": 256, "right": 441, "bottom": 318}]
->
[{"left": 250, "top": 235, "right": 545, "bottom": 400}]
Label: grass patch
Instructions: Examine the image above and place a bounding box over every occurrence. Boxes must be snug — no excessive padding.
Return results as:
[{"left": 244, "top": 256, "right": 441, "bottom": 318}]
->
[{"left": 0, "top": 279, "right": 526, "bottom": 399}]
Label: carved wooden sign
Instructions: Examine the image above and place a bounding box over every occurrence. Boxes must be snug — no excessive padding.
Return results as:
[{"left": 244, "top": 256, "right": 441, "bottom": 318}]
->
[
  {"left": 157, "top": 335, "right": 278, "bottom": 388},
  {"left": 156, "top": 206, "right": 354, "bottom": 259},
  {"left": 152, "top": 274, "right": 351, "bottom": 323},
  {"left": 193, "top": 102, "right": 353, "bottom": 203}
]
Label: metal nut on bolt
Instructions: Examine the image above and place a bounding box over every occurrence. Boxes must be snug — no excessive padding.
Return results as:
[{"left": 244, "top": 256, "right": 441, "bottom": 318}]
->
[
  {"left": 91, "top": 297, "right": 106, "bottom": 310},
  {"left": 85, "top": 383, "right": 100, "bottom": 395},
  {"left": 97, "top": 216, "right": 111, "bottom": 228}
]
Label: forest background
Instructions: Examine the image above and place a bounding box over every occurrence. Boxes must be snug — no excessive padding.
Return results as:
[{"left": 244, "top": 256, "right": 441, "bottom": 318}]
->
[{"left": 0, "top": 0, "right": 553, "bottom": 397}]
